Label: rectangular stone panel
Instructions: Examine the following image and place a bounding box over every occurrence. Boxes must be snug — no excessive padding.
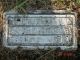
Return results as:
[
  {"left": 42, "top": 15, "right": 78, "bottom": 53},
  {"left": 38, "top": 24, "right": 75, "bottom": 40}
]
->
[{"left": 3, "top": 11, "right": 77, "bottom": 50}]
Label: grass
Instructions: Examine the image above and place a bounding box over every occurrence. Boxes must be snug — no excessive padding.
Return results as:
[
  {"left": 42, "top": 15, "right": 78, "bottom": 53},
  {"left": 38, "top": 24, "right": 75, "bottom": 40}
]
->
[
  {"left": 0, "top": 47, "right": 56, "bottom": 60},
  {"left": 76, "top": 0, "right": 80, "bottom": 5}
]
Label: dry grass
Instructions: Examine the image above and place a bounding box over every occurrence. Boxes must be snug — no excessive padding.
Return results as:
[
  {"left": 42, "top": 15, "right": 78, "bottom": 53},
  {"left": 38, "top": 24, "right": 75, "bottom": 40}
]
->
[{"left": 0, "top": 47, "right": 57, "bottom": 60}]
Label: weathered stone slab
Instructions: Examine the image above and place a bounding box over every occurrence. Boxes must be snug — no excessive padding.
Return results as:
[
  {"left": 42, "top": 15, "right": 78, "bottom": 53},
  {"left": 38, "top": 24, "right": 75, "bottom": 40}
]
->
[{"left": 3, "top": 10, "right": 77, "bottom": 50}]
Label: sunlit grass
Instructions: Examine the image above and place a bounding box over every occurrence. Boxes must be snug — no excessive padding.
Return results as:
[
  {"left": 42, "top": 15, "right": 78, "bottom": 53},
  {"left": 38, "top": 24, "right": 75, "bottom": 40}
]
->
[{"left": 76, "top": 0, "right": 80, "bottom": 5}]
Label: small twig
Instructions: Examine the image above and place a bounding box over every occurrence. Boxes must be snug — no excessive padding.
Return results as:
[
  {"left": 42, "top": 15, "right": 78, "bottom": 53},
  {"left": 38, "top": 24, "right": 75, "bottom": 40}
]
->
[{"left": 36, "top": 49, "right": 55, "bottom": 60}]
